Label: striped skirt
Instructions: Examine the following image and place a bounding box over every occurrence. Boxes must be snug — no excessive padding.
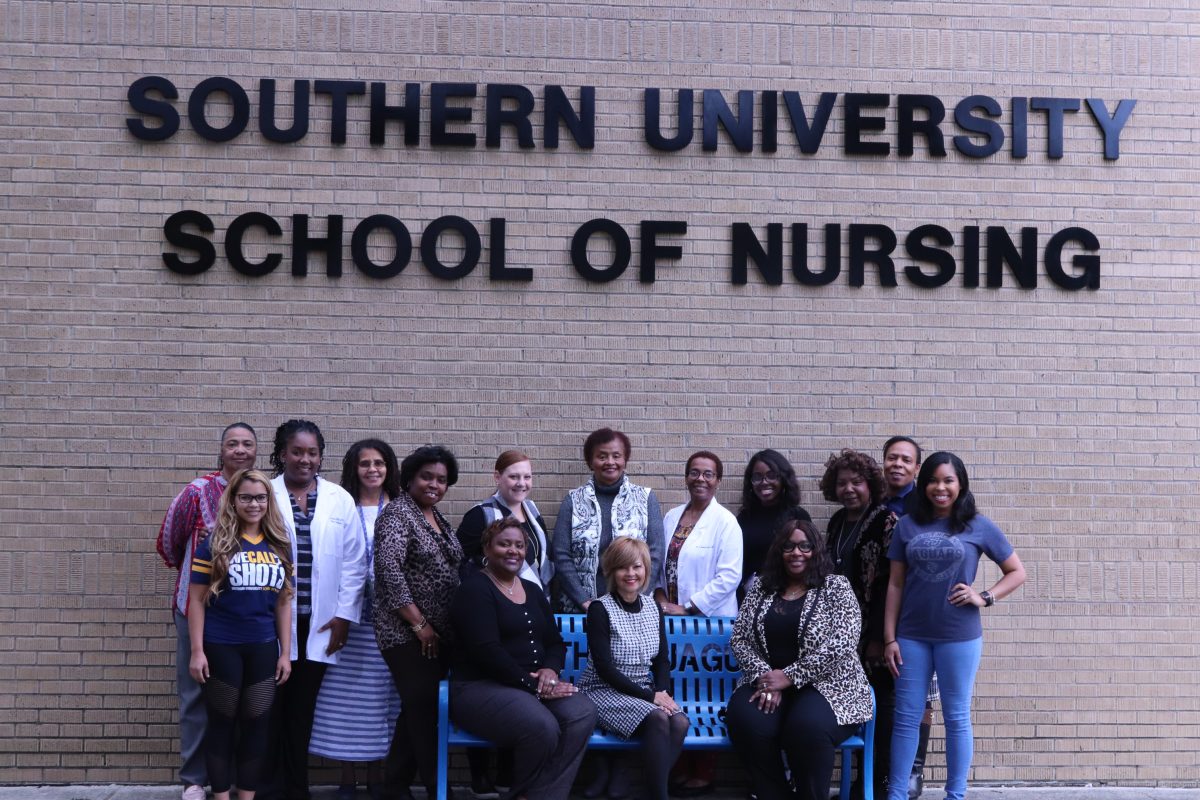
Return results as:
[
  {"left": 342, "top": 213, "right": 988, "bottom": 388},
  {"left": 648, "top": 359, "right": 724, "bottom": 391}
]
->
[{"left": 309, "top": 614, "right": 401, "bottom": 761}]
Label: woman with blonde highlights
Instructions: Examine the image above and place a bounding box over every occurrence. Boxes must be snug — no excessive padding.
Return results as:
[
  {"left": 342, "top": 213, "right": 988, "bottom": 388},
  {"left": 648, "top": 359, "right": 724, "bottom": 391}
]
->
[
  {"left": 579, "top": 538, "right": 689, "bottom": 800},
  {"left": 188, "top": 469, "right": 293, "bottom": 800}
]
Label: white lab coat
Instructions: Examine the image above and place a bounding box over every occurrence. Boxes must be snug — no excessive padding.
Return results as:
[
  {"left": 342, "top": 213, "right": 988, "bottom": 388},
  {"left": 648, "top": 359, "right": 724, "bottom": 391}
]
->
[
  {"left": 271, "top": 474, "right": 366, "bottom": 664},
  {"left": 661, "top": 499, "right": 743, "bottom": 617}
]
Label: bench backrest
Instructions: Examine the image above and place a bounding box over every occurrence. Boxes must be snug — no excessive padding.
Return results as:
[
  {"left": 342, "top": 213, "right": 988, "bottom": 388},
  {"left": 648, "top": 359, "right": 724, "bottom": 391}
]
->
[{"left": 556, "top": 612, "right": 741, "bottom": 722}]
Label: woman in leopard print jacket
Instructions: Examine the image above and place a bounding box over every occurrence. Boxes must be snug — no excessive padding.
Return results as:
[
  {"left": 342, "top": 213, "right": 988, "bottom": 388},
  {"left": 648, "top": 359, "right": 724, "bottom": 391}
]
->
[{"left": 727, "top": 519, "right": 873, "bottom": 800}]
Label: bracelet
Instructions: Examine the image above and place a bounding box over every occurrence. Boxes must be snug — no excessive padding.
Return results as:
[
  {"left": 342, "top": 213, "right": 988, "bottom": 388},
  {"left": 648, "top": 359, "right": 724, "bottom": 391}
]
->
[
  {"left": 410, "top": 617, "right": 428, "bottom": 633},
  {"left": 884, "top": 639, "right": 896, "bottom": 646}
]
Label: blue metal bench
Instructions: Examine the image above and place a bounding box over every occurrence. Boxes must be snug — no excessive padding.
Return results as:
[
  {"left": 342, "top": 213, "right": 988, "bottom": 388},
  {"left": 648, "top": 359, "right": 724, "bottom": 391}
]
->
[{"left": 436, "top": 614, "right": 874, "bottom": 799}]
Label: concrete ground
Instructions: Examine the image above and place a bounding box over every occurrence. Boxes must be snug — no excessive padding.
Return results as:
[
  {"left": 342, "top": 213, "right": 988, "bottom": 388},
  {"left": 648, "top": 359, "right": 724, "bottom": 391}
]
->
[{"left": 0, "top": 787, "right": 1195, "bottom": 800}]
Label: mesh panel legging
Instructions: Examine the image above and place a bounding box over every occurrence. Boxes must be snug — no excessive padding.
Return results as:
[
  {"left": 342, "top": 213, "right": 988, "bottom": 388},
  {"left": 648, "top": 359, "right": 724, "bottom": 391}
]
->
[
  {"left": 202, "top": 641, "right": 278, "bottom": 793},
  {"left": 635, "top": 709, "right": 690, "bottom": 800}
]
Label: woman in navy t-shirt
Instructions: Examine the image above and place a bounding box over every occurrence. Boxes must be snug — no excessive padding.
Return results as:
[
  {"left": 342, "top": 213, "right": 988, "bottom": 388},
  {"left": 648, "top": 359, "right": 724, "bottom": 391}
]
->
[
  {"left": 189, "top": 469, "right": 293, "bottom": 800},
  {"left": 882, "top": 452, "right": 1026, "bottom": 800}
]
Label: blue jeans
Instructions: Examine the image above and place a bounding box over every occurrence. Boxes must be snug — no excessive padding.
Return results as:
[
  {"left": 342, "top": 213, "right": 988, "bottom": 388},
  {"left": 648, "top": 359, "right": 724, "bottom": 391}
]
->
[{"left": 887, "top": 637, "right": 982, "bottom": 800}]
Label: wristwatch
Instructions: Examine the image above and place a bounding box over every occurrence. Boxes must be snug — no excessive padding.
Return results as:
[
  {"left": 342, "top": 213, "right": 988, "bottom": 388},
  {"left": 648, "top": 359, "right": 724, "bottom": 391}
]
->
[{"left": 981, "top": 590, "right": 995, "bottom": 607}]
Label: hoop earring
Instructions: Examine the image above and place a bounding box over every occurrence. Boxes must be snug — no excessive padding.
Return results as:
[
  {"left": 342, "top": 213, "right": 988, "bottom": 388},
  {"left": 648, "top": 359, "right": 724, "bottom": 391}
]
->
[{"left": 481, "top": 556, "right": 489, "bottom": 567}]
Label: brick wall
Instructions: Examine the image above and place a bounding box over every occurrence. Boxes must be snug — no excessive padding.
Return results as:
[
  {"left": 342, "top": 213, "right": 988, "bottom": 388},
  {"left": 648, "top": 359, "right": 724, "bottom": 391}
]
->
[{"left": 1, "top": 0, "right": 1198, "bottom": 786}]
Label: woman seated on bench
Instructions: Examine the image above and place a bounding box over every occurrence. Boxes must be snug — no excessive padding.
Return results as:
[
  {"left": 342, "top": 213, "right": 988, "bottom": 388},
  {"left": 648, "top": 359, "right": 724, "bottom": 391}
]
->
[
  {"left": 578, "top": 537, "right": 690, "bottom": 800},
  {"left": 726, "top": 520, "right": 874, "bottom": 800},
  {"left": 449, "top": 517, "right": 597, "bottom": 800}
]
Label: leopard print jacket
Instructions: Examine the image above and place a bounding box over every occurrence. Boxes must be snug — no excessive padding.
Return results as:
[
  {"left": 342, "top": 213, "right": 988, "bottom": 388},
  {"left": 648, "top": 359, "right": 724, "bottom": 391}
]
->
[
  {"left": 730, "top": 573, "right": 873, "bottom": 726},
  {"left": 372, "top": 492, "right": 462, "bottom": 651}
]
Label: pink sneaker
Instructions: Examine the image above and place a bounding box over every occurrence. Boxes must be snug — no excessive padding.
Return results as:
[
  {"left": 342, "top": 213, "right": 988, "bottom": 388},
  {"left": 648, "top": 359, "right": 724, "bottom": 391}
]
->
[{"left": 182, "top": 785, "right": 207, "bottom": 800}]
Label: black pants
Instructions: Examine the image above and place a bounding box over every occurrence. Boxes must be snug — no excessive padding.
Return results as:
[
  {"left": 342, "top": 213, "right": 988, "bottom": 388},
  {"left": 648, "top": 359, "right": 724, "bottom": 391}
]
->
[
  {"left": 451, "top": 680, "right": 597, "bottom": 800},
  {"left": 726, "top": 683, "right": 856, "bottom": 800},
  {"left": 202, "top": 640, "right": 278, "bottom": 793},
  {"left": 866, "top": 662, "right": 895, "bottom": 798},
  {"left": 270, "top": 614, "right": 327, "bottom": 800},
  {"left": 382, "top": 640, "right": 449, "bottom": 795}
]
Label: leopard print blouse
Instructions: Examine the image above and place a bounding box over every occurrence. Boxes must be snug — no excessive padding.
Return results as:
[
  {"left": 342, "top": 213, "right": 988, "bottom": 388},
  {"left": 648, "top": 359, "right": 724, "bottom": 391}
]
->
[
  {"left": 730, "top": 573, "right": 873, "bottom": 726},
  {"left": 372, "top": 492, "right": 462, "bottom": 651}
]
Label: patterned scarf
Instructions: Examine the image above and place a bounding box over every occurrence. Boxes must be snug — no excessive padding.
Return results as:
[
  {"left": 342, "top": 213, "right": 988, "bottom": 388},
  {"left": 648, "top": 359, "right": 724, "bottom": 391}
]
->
[{"left": 561, "top": 476, "right": 650, "bottom": 607}]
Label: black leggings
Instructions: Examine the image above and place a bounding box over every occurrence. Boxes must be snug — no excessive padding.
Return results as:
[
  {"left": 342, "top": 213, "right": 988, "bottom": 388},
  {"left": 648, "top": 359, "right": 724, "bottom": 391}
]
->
[
  {"left": 726, "top": 683, "right": 856, "bottom": 800},
  {"left": 202, "top": 640, "right": 278, "bottom": 793},
  {"left": 635, "top": 710, "right": 690, "bottom": 800}
]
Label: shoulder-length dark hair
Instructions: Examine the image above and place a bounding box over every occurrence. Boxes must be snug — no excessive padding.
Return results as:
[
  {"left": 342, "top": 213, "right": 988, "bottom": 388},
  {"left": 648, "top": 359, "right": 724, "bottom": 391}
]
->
[
  {"left": 399, "top": 445, "right": 459, "bottom": 491},
  {"left": 340, "top": 439, "right": 401, "bottom": 503},
  {"left": 758, "top": 519, "right": 832, "bottom": 594},
  {"left": 819, "top": 449, "right": 885, "bottom": 505},
  {"left": 739, "top": 449, "right": 802, "bottom": 514},
  {"left": 912, "top": 451, "right": 977, "bottom": 532}
]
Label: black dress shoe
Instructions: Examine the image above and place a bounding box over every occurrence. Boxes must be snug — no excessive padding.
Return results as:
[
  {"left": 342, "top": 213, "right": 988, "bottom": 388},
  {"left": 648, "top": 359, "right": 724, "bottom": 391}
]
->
[
  {"left": 469, "top": 777, "right": 499, "bottom": 799},
  {"left": 582, "top": 759, "right": 609, "bottom": 799},
  {"left": 606, "top": 759, "right": 634, "bottom": 800}
]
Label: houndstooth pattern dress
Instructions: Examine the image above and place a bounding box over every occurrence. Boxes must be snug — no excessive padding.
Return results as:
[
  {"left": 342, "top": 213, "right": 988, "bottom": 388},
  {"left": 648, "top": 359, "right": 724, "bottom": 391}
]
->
[{"left": 578, "top": 593, "right": 662, "bottom": 738}]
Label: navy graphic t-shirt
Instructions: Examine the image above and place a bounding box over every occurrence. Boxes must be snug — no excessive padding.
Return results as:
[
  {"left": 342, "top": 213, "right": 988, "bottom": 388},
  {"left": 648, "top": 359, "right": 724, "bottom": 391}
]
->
[
  {"left": 192, "top": 533, "right": 289, "bottom": 645},
  {"left": 888, "top": 513, "right": 1013, "bottom": 642}
]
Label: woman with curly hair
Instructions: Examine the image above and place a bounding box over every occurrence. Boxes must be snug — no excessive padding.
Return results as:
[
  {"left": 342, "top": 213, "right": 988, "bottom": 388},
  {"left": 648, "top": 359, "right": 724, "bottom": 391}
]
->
[
  {"left": 189, "top": 469, "right": 293, "bottom": 800},
  {"left": 726, "top": 520, "right": 872, "bottom": 800},
  {"left": 373, "top": 445, "right": 464, "bottom": 800},
  {"left": 819, "top": 448, "right": 897, "bottom": 800},
  {"left": 737, "top": 449, "right": 813, "bottom": 597}
]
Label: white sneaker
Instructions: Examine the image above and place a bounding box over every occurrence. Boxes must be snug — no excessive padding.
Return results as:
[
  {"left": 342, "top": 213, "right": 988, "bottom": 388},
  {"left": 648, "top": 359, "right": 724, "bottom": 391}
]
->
[{"left": 182, "top": 785, "right": 207, "bottom": 800}]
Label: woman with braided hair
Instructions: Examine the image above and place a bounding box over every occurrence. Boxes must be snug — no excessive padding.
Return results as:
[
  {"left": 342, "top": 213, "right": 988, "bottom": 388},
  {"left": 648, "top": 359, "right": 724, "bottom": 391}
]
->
[
  {"left": 267, "top": 419, "right": 366, "bottom": 800},
  {"left": 189, "top": 469, "right": 293, "bottom": 800}
]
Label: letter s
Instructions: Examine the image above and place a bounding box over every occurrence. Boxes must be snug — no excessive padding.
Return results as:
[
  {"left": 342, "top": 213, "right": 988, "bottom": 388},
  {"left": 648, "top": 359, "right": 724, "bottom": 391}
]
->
[{"left": 127, "top": 76, "right": 180, "bottom": 141}]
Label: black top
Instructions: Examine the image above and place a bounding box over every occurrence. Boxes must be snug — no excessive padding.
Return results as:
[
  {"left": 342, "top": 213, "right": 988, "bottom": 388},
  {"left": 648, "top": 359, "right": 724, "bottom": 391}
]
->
[
  {"left": 737, "top": 504, "right": 813, "bottom": 585},
  {"left": 585, "top": 595, "right": 671, "bottom": 701},
  {"left": 593, "top": 480, "right": 621, "bottom": 586},
  {"left": 763, "top": 595, "right": 807, "bottom": 669},
  {"left": 456, "top": 503, "right": 548, "bottom": 575},
  {"left": 450, "top": 569, "right": 565, "bottom": 694}
]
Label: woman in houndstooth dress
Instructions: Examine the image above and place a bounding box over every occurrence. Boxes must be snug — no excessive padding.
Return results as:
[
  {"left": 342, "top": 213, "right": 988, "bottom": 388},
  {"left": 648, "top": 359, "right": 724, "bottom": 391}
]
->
[{"left": 578, "top": 538, "right": 690, "bottom": 800}]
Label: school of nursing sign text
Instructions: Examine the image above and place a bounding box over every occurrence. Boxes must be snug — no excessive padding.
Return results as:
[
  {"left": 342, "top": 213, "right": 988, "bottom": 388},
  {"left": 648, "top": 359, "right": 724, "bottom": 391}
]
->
[{"left": 128, "top": 77, "right": 1136, "bottom": 291}]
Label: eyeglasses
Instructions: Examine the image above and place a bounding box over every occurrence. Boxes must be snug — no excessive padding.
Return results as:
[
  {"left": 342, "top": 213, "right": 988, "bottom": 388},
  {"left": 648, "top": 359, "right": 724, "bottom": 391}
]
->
[
  {"left": 687, "top": 469, "right": 718, "bottom": 481},
  {"left": 750, "top": 471, "right": 779, "bottom": 485},
  {"left": 782, "top": 540, "right": 814, "bottom": 554},
  {"left": 236, "top": 494, "right": 269, "bottom": 505}
]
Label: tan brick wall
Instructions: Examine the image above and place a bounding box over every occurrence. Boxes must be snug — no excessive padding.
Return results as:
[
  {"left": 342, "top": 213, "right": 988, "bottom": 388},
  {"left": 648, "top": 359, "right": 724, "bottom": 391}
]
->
[{"left": 2, "top": 0, "right": 1198, "bottom": 786}]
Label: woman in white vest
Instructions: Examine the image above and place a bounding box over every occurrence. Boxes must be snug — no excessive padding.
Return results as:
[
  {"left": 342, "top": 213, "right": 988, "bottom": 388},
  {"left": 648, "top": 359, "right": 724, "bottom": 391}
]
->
[
  {"left": 267, "top": 419, "right": 365, "bottom": 800},
  {"left": 655, "top": 450, "right": 743, "bottom": 797},
  {"left": 551, "top": 427, "right": 665, "bottom": 800}
]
